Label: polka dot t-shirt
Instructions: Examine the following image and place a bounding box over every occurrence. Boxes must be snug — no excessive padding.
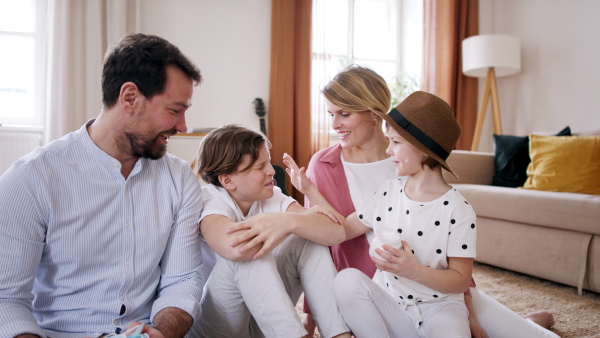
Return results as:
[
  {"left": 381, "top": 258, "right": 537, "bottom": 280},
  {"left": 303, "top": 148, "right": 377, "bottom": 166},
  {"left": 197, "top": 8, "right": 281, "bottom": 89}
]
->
[{"left": 356, "top": 177, "right": 477, "bottom": 304}]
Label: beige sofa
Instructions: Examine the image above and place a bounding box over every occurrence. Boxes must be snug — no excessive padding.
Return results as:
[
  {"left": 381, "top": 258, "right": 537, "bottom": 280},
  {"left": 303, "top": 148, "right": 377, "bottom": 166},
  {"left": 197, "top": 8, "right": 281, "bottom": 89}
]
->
[{"left": 442, "top": 150, "right": 600, "bottom": 295}]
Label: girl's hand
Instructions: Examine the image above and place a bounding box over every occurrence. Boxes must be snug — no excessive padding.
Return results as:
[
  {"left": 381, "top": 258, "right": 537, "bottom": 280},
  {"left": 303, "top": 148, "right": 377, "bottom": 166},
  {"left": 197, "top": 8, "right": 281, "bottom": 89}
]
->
[
  {"left": 372, "top": 241, "right": 424, "bottom": 280},
  {"left": 282, "top": 153, "right": 314, "bottom": 194},
  {"left": 305, "top": 205, "right": 345, "bottom": 224}
]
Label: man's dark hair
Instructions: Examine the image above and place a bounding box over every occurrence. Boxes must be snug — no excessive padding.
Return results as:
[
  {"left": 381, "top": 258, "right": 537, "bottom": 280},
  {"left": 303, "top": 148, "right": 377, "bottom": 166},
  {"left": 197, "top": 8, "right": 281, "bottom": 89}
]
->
[{"left": 101, "top": 33, "right": 202, "bottom": 109}]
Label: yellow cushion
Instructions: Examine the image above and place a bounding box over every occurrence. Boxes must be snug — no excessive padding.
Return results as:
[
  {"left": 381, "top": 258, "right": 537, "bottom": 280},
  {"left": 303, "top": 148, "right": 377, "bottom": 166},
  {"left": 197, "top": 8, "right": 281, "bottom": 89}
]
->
[{"left": 523, "top": 134, "right": 600, "bottom": 195}]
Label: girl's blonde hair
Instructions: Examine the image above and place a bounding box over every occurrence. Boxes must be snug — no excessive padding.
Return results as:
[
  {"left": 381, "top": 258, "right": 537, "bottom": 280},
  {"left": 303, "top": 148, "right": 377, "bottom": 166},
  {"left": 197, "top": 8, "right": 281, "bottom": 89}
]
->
[
  {"left": 191, "top": 124, "right": 271, "bottom": 187},
  {"left": 322, "top": 65, "right": 392, "bottom": 124}
]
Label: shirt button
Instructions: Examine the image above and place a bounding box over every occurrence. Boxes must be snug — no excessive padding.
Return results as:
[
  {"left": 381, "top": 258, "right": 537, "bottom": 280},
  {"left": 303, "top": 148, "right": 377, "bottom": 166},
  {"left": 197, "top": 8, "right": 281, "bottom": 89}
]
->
[
  {"left": 125, "top": 261, "right": 130, "bottom": 266},
  {"left": 125, "top": 223, "right": 130, "bottom": 229},
  {"left": 113, "top": 319, "right": 119, "bottom": 325},
  {"left": 119, "top": 295, "right": 124, "bottom": 301}
]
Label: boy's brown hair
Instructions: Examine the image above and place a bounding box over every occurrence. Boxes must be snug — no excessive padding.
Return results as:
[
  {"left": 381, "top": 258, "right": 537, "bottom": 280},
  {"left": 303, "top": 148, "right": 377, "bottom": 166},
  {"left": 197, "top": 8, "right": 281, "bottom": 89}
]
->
[{"left": 192, "top": 124, "right": 271, "bottom": 187}]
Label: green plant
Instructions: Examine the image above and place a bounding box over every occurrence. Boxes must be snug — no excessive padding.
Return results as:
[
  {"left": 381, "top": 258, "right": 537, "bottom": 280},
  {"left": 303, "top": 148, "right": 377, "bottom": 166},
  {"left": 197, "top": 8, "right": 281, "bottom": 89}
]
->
[{"left": 389, "top": 73, "right": 420, "bottom": 108}]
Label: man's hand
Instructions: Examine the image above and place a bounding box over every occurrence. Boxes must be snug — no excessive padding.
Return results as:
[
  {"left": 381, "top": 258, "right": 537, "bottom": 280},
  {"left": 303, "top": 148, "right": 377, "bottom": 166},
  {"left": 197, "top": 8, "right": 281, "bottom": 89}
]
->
[
  {"left": 148, "top": 307, "right": 193, "bottom": 338},
  {"left": 126, "top": 322, "right": 164, "bottom": 338}
]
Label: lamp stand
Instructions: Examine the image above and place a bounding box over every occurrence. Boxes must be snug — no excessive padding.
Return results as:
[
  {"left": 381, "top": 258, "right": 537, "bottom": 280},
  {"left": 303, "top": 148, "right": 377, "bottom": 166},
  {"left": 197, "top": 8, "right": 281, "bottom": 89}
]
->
[{"left": 471, "top": 67, "right": 503, "bottom": 151}]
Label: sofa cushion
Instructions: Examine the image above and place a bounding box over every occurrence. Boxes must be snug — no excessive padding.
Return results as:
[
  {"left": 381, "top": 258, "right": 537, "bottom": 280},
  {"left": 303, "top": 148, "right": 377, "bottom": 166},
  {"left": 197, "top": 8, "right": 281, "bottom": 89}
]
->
[
  {"left": 453, "top": 184, "right": 600, "bottom": 235},
  {"left": 491, "top": 126, "right": 571, "bottom": 188},
  {"left": 443, "top": 150, "right": 494, "bottom": 185},
  {"left": 524, "top": 135, "right": 600, "bottom": 195}
]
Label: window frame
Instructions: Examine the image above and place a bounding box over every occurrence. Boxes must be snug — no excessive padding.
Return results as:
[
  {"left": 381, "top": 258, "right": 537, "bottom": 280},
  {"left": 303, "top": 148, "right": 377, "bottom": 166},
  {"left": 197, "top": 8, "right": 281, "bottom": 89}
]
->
[
  {"left": 311, "top": 0, "right": 422, "bottom": 144},
  {"left": 0, "top": 0, "right": 46, "bottom": 127}
]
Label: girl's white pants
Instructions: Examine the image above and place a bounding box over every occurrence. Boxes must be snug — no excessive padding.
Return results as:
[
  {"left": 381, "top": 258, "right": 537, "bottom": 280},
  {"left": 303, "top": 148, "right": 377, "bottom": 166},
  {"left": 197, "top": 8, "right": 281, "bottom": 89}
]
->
[{"left": 334, "top": 268, "right": 470, "bottom": 338}]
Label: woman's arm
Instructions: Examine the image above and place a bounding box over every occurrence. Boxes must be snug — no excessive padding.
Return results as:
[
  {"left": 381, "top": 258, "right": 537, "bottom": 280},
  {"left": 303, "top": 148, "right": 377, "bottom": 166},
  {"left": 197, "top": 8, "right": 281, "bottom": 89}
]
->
[
  {"left": 465, "top": 293, "right": 488, "bottom": 338},
  {"left": 374, "top": 242, "right": 473, "bottom": 294}
]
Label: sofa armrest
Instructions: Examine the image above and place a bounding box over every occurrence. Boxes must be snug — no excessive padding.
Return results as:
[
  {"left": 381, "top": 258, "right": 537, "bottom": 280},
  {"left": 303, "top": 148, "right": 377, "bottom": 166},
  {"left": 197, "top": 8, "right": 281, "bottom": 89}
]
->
[{"left": 442, "top": 150, "right": 495, "bottom": 185}]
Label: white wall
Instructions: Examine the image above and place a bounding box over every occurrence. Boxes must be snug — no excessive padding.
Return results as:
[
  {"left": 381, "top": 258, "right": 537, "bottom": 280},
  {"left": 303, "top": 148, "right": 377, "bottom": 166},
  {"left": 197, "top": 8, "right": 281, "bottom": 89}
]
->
[
  {"left": 138, "top": 0, "right": 272, "bottom": 132},
  {"left": 137, "top": 0, "right": 600, "bottom": 152},
  {"left": 477, "top": 0, "right": 600, "bottom": 151}
]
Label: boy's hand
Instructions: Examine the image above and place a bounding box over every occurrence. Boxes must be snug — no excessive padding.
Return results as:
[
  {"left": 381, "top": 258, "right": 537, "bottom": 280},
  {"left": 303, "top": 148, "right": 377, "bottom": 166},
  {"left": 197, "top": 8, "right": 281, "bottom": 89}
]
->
[
  {"left": 305, "top": 205, "right": 345, "bottom": 224},
  {"left": 227, "top": 213, "right": 292, "bottom": 259}
]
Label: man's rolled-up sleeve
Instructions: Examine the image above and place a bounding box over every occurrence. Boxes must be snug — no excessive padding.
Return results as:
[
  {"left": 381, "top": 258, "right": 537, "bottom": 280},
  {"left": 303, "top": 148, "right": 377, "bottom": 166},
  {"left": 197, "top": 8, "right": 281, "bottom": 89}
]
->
[{"left": 151, "top": 169, "right": 204, "bottom": 324}]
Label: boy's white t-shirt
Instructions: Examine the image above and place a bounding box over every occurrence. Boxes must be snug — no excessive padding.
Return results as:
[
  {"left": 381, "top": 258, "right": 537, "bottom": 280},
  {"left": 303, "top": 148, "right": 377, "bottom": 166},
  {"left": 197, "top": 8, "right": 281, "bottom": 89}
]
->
[
  {"left": 198, "top": 184, "right": 296, "bottom": 281},
  {"left": 341, "top": 156, "right": 399, "bottom": 244},
  {"left": 356, "top": 177, "right": 477, "bottom": 303}
]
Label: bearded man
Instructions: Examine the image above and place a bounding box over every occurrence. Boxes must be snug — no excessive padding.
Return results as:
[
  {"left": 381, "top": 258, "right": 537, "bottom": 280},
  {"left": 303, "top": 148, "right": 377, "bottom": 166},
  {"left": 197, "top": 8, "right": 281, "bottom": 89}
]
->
[{"left": 0, "top": 33, "right": 204, "bottom": 338}]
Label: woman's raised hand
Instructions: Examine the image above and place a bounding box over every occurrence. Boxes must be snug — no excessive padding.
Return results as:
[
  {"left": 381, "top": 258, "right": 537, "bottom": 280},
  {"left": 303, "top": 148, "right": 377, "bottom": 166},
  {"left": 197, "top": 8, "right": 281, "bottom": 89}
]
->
[{"left": 282, "top": 153, "right": 313, "bottom": 194}]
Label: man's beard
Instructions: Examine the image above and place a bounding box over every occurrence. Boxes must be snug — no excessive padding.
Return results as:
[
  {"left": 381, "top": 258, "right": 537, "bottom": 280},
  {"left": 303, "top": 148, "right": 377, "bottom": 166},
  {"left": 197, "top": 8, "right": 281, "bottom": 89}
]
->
[{"left": 125, "top": 128, "right": 177, "bottom": 160}]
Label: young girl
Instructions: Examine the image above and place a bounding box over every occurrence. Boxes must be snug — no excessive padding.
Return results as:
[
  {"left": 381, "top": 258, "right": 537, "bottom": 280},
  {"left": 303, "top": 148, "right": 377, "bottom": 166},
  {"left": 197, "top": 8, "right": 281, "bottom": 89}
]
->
[
  {"left": 286, "top": 91, "right": 476, "bottom": 337},
  {"left": 188, "top": 125, "right": 350, "bottom": 338}
]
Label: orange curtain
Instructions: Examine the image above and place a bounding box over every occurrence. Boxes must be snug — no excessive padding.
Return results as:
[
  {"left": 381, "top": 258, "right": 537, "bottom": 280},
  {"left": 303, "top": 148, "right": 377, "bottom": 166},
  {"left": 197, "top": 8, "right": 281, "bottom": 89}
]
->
[
  {"left": 422, "top": 0, "right": 479, "bottom": 150},
  {"left": 269, "top": 0, "right": 327, "bottom": 202}
]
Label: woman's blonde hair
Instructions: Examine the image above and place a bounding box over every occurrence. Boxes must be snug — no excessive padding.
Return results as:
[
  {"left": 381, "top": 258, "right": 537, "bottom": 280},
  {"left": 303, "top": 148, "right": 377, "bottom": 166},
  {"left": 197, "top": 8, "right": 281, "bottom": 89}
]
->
[
  {"left": 322, "top": 64, "right": 392, "bottom": 123},
  {"left": 191, "top": 124, "right": 271, "bottom": 187}
]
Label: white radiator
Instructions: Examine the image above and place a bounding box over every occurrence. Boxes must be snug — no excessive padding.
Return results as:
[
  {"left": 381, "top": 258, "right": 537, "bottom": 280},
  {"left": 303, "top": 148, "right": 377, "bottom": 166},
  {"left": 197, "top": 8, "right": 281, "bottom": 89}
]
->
[{"left": 0, "top": 129, "right": 43, "bottom": 175}]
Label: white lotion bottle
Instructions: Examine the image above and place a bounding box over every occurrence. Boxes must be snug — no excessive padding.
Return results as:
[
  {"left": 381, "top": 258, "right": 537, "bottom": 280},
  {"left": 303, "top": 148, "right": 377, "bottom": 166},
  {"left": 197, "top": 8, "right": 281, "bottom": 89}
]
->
[{"left": 369, "top": 228, "right": 402, "bottom": 261}]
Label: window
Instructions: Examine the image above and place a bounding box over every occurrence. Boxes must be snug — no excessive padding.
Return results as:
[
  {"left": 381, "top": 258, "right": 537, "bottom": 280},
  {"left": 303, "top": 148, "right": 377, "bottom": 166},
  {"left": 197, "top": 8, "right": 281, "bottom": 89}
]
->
[
  {"left": 0, "top": 0, "right": 45, "bottom": 126},
  {"left": 312, "top": 0, "right": 422, "bottom": 142}
]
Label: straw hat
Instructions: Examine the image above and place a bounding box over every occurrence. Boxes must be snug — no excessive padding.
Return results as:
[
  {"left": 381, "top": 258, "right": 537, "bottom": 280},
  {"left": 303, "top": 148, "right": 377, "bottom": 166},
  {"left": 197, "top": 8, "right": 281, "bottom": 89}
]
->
[{"left": 376, "top": 91, "right": 462, "bottom": 178}]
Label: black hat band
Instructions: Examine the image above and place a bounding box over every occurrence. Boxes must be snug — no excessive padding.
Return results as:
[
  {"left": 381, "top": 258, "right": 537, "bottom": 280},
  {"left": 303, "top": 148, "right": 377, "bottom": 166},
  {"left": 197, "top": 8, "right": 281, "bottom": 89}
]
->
[{"left": 388, "top": 108, "right": 450, "bottom": 160}]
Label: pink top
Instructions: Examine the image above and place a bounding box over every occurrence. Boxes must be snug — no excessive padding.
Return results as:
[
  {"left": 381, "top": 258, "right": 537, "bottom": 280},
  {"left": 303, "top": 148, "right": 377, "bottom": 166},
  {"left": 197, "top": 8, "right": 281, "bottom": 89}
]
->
[{"left": 305, "top": 144, "right": 377, "bottom": 278}]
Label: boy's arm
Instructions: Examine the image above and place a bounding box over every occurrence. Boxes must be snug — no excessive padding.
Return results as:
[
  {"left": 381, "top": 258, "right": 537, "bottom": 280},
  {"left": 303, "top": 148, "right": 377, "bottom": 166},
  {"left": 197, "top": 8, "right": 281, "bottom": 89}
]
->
[
  {"left": 200, "top": 214, "right": 262, "bottom": 261},
  {"left": 228, "top": 203, "right": 371, "bottom": 260},
  {"left": 227, "top": 203, "right": 346, "bottom": 259}
]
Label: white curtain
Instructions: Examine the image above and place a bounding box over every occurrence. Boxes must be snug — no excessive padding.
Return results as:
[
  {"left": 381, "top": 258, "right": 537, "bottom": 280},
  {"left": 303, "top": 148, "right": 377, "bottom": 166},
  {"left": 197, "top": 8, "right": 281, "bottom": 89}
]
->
[
  {"left": 310, "top": 0, "right": 342, "bottom": 149},
  {"left": 44, "top": 0, "right": 139, "bottom": 143}
]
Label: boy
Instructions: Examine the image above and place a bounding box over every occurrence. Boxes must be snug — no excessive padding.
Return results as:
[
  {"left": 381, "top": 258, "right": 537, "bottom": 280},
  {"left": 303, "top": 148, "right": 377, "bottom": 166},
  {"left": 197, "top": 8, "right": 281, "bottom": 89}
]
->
[{"left": 189, "top": 125, "right": 350, "bottom": 338}]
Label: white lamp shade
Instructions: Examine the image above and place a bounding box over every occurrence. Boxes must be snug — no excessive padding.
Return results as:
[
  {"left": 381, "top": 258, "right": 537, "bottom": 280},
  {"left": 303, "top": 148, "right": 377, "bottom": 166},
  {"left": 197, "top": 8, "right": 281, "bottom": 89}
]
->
[{"left": 462, "top": 34, "right": 521, "bottom": 78}]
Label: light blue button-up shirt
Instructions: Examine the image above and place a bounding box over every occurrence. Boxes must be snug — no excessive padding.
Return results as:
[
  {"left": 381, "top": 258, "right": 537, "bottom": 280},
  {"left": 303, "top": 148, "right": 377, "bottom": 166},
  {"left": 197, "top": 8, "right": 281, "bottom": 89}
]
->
[{"left": 0, "top": 122, "right": 204, "bottom": 337}]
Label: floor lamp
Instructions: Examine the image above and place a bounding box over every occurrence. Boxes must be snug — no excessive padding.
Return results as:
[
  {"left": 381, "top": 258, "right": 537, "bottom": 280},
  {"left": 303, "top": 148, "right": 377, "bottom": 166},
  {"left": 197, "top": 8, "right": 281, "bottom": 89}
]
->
[{"left": 462, "top": 34, "right": 521, "bottom": 151}]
